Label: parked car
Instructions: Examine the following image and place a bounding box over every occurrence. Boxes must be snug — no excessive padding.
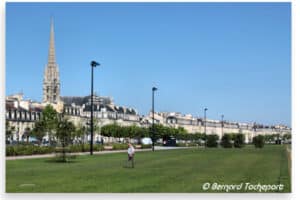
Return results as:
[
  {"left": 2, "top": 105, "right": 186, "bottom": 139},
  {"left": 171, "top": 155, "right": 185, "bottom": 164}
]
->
[{"left": 141, "top": 137, "right": 152, "bottom": 145}]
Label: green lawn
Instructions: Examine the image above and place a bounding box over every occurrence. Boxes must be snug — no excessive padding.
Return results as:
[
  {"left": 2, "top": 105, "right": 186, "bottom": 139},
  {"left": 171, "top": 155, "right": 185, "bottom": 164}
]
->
[{"left": 6, "top": 145, "right": 291, "bottom": 193}]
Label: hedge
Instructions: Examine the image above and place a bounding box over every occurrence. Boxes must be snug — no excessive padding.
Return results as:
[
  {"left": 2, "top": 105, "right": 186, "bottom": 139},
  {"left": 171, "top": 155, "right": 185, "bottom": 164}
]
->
[
  {"left": 69, "top": 144, "right": 104, "bottom": 152},
  {"left": 6, "top": 143, "right": 152, "bottom": 156},
  {"left": 176, "top": 143, "right": 199, "bottom": 147},
  {"left": 6, "top": 145, "right": 55, "bottom": 156},
  {"left": 112, "top": 143, "right": 129, "bottom": 150}
]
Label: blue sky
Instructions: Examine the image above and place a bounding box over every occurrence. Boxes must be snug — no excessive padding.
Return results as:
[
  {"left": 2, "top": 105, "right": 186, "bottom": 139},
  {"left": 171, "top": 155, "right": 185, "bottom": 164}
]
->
[{"left": 6, "top": 2, "right": 291, "bottom": 126}]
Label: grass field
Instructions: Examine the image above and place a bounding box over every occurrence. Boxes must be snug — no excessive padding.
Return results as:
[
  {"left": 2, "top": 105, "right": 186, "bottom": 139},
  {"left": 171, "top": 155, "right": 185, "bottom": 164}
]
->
[{"left": 6, "top": 145, "right": 291, "bottom": 193}]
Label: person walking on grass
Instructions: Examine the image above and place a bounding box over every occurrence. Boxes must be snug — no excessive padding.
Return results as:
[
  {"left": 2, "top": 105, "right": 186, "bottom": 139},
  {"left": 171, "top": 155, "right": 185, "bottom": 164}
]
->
[{"left": 127, "top": 143, "right": 135, "bottom": 168}]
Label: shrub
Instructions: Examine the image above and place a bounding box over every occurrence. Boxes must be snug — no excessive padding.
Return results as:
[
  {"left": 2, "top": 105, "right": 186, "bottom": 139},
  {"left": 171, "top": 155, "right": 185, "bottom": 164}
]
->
[
  {"left": 206, "top": 134, "right": 219, "bottom": 148},
  {"left": 112, "top": 143, "right": 128, "bottom": 150},
  {"left": 6, "top": 146, "right": 15, "bottom": 156},
  {"left": 176, "top": 143, "right": 188, "bottom": 147},
  {"left": 253, "top": 135, "right": 265, "bottom": 148},
  {"left": 234, "top": 134, "right": 245, "bottom": 148},
  {"left": 69, "top": 144, "right": 83, "bottom": 153},
  {"left": 220, "top": 134, "right": 232, "bottom": 148},
  {"left": 69, "top": 144, "right": 104, "bottom": 152},
  {"left": 141, "top": 144, "right": 152, "bottom": 149},
  {"left": 94, "top": 144, "right": 104, "bottom": 151},
  {"left": 187, "top": 143, "right": 198, "bottom": 147},
  {"left": 6, "top": 145, "right": 55, "bottom": 156}
]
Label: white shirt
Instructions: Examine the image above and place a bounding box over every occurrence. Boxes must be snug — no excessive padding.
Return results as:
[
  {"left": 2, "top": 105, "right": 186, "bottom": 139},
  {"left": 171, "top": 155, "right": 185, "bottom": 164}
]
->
[{"left": 128, "top": 146, "right": 135, "bottom": 155}]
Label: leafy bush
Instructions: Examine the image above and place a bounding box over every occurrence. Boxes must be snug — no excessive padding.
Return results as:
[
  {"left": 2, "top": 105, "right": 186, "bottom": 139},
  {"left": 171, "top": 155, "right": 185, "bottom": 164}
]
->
[
  {"left": 253, "top": 135, "right": 265, "bottom": 148},
  {"left": 6, "top": 146, "right": 15, "bottom": 156},
  {"left": 220, "top": 134, "right": 232, "bottom": 148},
  {"left": 187, "top": 143, "right": 198, "bottom": 147},
  {"left": 69, "top": 144, "right": 84, "bottom": 153},
  {"left": 233, "top": 134, "right": 245, "bottom": 148},
  {"left": 94, "top": 144, "right": 104, "bottom": 151},
  {"left": 112, "top": 143, "right": 128, "bottom": 150},
  {"left": 6, "top": 145, "right": 55, "bottom": 156},
  {"left": 69, "top": 144, "right": 104, "bottom": 152},
  {"left": 206, "top": 134, "right": 219, "bottom": 148},
  {"left": 176, "top": 143, "right": 188, "bottom": 147},
  {"left": 6, "top": 142, "right": 148, "bottom": 157}
]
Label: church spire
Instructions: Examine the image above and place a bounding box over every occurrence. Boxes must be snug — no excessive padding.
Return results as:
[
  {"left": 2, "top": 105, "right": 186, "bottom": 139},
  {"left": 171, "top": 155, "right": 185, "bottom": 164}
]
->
[
  {"left": 43, "top": 18, "right": 60, "bottom": 104},
  {"left": 48, "top": 17, "right": 56, "bottom": 65}
]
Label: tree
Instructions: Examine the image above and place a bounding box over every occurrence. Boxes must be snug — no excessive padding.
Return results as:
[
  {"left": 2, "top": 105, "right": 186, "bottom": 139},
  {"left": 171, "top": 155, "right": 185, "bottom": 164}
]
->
[
  {"left": 102, "top": 123, "right": 119, "bottom": 137},
  {"left": 206, "top": 134, "right": 219, "bottom": 147},
  {"left": 220, "top": 134, "right": 232, "bottom": 148},
  {"left": 74, "top": 123, "right": 86, "bottom": 144},
  {"left": 233, "top": 133, "right": 245, "bottom": 148},
  {"left": 56, "top": 118, "right": 76, "bottom": 162},
  {"left": 189, "top": 133, "right": 205, "bottom": 145},
  {"left": 129, "top": 125, "right": 144, "bottom": 144},
  {"left": 56, "top": 118, "right": 75, "bottom": 147},
  {"left": 282, "top": 133, "right": 291, "bottom": 143},
  {"left": 264, "top": 134, "right": 276, "bottom": 143},
  {"left": 120, "top": 126, "right": 134, "bottom": 142},
  {"left": 32, "top": 120, "right": 46, "bottom": 144},
  {"left": 253, "top": 135, "right": 265, "bottom": 148},
  {"left": 151, "top": 124, "right": 166, "bottom": 141},
  {"left": 173, "top": 126, "right": 188, "bottom": 142},
  {"left": 128, "top": 125, "right": 140, "bottom": 140},
  {"left": 177, "top": 127, "right": 188, "bottom": 134},
  {"left": 140, "top": 127, "right": 150, "bottom": 138},
  {"left": 41, "top": 105, "right": 59, "bottom": 145}
]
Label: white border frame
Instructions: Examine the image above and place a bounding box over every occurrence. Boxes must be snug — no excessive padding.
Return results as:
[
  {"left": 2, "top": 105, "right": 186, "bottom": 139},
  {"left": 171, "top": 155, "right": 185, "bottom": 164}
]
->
[{"left": 1, "top": 0, "right": 298, "bottom": 200}]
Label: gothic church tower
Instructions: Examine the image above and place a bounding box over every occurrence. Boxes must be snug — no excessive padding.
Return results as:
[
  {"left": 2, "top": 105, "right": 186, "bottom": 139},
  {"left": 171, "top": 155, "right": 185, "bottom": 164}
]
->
[{"left": 43, "top": 19, "right": 60, "bottom": 104}]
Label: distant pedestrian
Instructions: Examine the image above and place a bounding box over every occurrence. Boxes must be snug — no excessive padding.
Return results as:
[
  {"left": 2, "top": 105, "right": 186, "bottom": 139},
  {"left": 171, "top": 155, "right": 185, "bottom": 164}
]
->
[
  {"left": 127, "top": 143, "right": 135, "bottom": 168},
  {"left": 101, "top": 137, "right": 104, "bottom": 145}
]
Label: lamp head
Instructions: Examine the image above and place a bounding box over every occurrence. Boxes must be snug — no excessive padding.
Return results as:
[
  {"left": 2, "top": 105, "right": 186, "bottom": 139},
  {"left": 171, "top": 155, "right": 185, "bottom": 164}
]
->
[
  {"left": 91, "top": 61, "right": 100, "bottom": 67},
  {"left": 152, "top": 87, "right": 157, "bottom": 91}
]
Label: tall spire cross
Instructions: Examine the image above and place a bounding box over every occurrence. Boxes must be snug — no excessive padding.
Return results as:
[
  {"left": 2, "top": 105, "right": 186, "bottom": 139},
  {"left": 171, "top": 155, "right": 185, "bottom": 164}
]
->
[{"left": 48, "top": 18, "right": 56, "bottom": 65}]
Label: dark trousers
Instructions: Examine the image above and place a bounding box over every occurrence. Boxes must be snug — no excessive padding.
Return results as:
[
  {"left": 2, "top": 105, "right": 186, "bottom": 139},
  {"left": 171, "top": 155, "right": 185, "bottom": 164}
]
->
[{"left": 128, "top": 154, "right": 134, "bottom": 168}]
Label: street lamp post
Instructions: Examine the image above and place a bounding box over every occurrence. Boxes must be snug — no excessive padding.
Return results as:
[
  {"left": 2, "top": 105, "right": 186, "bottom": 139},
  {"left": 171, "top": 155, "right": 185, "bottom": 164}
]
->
[
  {"left": 204, "top": 108, "right": 208, "bottom": 147},
  {"left": 221, "top": 114, "right": 224, "bottom": 138},
  {"left": 90, "top": 61, "right": 100, "bottom": 155},
  {"left": 204, "top": 108, "right": 208, "bottom": 134},
  {"left": 152, "top": 87, "right": 157, "bottom": 152}
]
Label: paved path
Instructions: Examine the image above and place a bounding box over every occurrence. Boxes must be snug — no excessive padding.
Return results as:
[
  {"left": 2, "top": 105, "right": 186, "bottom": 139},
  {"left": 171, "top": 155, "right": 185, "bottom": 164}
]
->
[{"left": 6, "top": 146, "right": 194, "bottom": 160}]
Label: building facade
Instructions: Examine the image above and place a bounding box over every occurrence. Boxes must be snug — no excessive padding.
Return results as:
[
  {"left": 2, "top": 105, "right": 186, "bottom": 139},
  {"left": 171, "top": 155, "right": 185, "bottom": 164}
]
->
[{"left": 6, "top": 94, "right": 43, "bottom": 142}]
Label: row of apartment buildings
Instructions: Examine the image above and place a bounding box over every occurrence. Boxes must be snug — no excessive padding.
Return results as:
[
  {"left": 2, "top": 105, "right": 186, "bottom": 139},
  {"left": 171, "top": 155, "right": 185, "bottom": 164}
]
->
[{"left": 5, "top": 93, "right": 291, "bottom": 143}]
